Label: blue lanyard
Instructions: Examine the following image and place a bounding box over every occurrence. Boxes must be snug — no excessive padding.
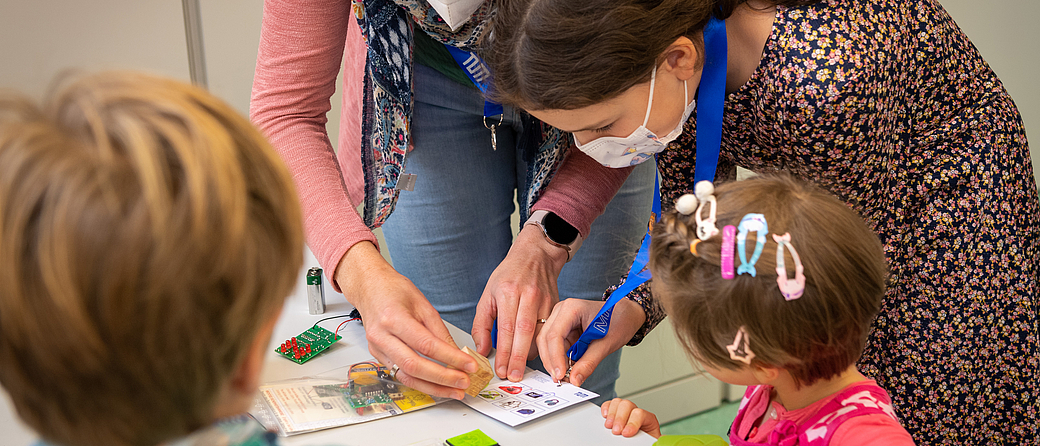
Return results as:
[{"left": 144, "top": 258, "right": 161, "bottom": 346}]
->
[
  {"left": 566, "top": 16, "right": 728, "bottom": 363},
  {"left": 445, "top": 44, "right": 504, "bottom": 118}
]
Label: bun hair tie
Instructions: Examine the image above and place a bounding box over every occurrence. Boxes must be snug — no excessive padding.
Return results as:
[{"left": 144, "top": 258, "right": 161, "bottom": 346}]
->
[
  {"left": 693, "top": 181, "right": 719, "bottom": 240},
  {"left": 675, "top": 193, "right": 699, "bottom": 215}
]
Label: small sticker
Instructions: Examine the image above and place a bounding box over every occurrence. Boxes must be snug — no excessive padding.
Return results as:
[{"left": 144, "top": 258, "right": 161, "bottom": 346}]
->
[
  {"left": 499, "top": 385, "right": 524, "bottom": 395},
  {"left": 524, "top": 391, "right": 544, "bottom": 399},
  {"left": 493, "top": 399, "right": 524, "bottom": 410},
  {"left": 478, "top": 389, "right": 504, "bottom": 401},
  {"left": 539, "top": 397, "right": 567, "bottom": 407},
  {"left": 515, "top": 407, "right": 543, "bottom": 417}
]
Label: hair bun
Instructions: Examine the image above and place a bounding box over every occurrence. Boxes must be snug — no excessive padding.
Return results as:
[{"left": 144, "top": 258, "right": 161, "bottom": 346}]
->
[
  {"left": 695, "top": 180, "right": 715, "bottom": 200},
  {"left": 675, "top": 194, "right": 700, "bottom": 215}
]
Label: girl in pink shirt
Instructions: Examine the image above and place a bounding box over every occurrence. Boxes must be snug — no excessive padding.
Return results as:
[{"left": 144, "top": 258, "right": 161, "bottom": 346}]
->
[{"left": 602, "top": 175, "right": 914, "bottom": 445}]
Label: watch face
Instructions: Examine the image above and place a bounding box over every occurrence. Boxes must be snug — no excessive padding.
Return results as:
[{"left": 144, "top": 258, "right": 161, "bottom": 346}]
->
[{"left": 543, "top": 212, "right": 579, "bottom": 245}]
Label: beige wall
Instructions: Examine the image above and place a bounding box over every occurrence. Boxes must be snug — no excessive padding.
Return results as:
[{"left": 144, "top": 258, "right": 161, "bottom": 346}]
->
[
  {"left": 942, "top": 0, "right": 1040, "bottom": 188},
  {"left": 0, "top": 0, "right": 190, "bottom": 98}
]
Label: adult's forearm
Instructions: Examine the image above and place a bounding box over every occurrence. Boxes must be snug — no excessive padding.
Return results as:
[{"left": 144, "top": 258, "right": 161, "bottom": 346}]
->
[
  {"left": 532, "top": 149, "right": 634, "bottom": 237},
  {"left": 251, "top": 0, "right": 375, "bottom": 289}
]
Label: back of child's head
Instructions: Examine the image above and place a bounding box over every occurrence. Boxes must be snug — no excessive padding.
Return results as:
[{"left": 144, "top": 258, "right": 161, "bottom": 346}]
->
[
  {"left": 0, "top": 72, "right": 303, "bottom": 446},
  {"left": 649, "top": 174, "right": 886, "bottom": 387}
]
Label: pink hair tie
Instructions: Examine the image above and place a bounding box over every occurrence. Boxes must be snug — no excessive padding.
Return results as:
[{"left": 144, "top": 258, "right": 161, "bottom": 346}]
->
[
  {"left": 720, "top": 225, "right": 736, "bottom": 279},
  {"left": 773, "top": 233, "right": 805, "bottom": 301}
]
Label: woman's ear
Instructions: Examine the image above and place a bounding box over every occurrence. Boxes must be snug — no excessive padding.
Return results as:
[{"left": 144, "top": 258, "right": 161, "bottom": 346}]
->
[{"left": 660, "top": 36, "right": 700, "bottom": 81}]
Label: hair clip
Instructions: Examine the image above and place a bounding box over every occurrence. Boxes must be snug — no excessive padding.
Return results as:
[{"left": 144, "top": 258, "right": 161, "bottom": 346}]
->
[
  {"left": 726, "top": 326, "right": 755, "bottom": 365},
  {"left": 720, "top": 225, "right": 736, "bottom": 279},
  {"left": 694, "top": 181, "right": 719, "bottom": 240},
  {"left": 736, "top": 213, "right": 768, "bottom": 277},
  {"left": 689, "top": 239, "right": 701, "bottom": 256},
  {"left": 773, "top": 233, "right": 805, "bottom": 301},
  {"left": 675, "top": 194, "right": 699, "bottom": 215}
]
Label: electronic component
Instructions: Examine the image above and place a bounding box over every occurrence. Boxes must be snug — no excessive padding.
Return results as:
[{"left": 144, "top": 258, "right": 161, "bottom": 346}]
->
[
  {"left": 306, "top": 266, "right": 326, "bottom": 315},
  {"left": 275, "top": 325, "right": 341, "bottom": 364}
]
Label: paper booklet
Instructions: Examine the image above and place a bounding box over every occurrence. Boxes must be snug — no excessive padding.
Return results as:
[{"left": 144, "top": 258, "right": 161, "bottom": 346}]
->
[{"left": 460, "top": 369, "right": 598, "bottom": 427}]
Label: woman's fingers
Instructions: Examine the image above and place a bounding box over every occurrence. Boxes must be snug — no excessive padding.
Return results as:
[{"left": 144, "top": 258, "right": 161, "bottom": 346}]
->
[{"left": 537, "top": 299, "right": 590, "bottom": 382}]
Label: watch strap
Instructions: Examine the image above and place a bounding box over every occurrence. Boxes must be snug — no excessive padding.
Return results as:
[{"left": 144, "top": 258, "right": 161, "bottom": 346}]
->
[{"left": 525, "top": 210, "right": 584, "bottom": 262}]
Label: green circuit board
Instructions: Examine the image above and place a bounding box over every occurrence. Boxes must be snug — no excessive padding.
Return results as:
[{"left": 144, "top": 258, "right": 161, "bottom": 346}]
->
[{"left": 275, "top": 325, "right": 341, "bottom": 364}]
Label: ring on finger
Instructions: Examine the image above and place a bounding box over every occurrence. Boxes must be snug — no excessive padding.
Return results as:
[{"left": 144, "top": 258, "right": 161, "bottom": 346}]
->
[
  {"left": 537, "top": 318, "right": 548, "bottom": 324},
  {"left": 389, "top": 364, "right": 400, "bottom": 379}
]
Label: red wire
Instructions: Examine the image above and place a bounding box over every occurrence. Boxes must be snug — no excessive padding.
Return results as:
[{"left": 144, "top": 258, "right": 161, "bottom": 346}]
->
[{"left": 335, "top": 317, "right": 361, "bottom": 335}]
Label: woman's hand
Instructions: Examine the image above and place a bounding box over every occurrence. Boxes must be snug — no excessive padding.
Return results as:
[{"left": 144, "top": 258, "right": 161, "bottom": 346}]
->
[
  {"left": 336, "top": 242, "right": 477, "bottom": 400},
  {"left": 472, "top": 224, "right": 568, "bottom": 381},
  {"left": 537, "top": 295, "right": 646, "bottom": 387},
  {"left": 602, "top": 398, "right": 662, "bottom": 438}
]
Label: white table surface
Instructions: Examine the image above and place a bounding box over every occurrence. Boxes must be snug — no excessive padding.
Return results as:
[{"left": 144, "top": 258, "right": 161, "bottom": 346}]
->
[
  {"left": 0, "top": 276, "right": 656, "bottom": 446},
  {"left": 265, "top": 291, "right": 656, "bottom": 446}
]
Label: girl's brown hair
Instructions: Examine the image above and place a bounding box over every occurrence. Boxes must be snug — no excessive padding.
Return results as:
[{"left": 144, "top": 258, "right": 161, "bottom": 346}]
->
[
  {"left": 649, "top": 175, "right": 887, "bottom": 386},
  {"left": 485, "top": 0, "right": 815, "bottom": 110},
  {"left": 0, "top": 72, "right": 303, "bottom": 446}
]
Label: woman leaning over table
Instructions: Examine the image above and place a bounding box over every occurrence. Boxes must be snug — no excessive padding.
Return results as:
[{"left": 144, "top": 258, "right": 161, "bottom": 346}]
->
[
  {"left": 484, "top": 0, "right": 1040, "bottom": 443},
  {"left": 250, "top": 0, "right": 655, "bottom": 404}
]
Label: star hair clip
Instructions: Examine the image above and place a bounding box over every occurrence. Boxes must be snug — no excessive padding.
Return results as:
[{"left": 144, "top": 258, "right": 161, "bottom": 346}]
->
[
  {"left": 773, "top": 233, "right": 805, "bottom": 301},
  {"left": 726, "top": 326, "right": 755, "bottom": 365}
]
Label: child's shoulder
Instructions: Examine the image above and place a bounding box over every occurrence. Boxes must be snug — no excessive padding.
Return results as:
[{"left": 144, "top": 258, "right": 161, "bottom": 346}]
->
[{"left": 809, "top": 380, "right": 915, "bottom": 445}]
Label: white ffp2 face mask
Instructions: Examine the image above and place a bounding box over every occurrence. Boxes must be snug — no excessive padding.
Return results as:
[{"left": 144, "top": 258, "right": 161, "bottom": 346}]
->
[{"left": 574, "top": 66, "right": 696, "bottom": 168}]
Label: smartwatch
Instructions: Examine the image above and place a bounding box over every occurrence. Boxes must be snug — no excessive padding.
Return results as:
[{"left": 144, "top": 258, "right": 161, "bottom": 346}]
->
[{"left": 525, "top": 210, "right": 584, "bottom": 262}]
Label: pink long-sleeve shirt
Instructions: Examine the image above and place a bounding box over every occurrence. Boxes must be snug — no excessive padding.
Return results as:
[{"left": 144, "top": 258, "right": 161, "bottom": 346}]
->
[{"left": 250, "top": 0, "right": 627, "bottom": 289}]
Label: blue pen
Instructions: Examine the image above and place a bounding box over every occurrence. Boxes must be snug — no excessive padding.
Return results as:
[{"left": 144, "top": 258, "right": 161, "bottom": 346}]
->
[{"left": 561, "top": 15, "right": 729, "bottom": 385}]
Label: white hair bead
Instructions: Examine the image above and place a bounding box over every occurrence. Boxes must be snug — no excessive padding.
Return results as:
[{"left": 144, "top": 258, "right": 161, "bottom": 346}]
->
[
  {"left": 675, "top": 194, "right": 699, "bottom": 215},
  {"left": 695, "top": 180, "right": 715, "bottom": 200}
]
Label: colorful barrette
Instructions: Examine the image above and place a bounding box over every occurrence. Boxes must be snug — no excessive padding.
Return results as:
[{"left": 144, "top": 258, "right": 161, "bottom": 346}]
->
[
  {"left": 726, "top": 326, "right": 755, "bottom": 365},
  {"left": 736, "top": 213, "right": 768, "bottom": 277},
  {"left": 694, "top": 181, "right": 719, "bottom": 240},
  {"left": 773, "top": 233, "right": 805, "bottom": 301},
  {"left": 720, "top": 225, "right": 736, "bottom": 280},
  {"left": 689, "top": 239, "right": 701, "bottom": 255}
]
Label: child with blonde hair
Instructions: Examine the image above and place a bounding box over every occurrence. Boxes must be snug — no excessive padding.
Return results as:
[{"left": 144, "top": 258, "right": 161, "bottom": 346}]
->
[
  {"left": 0, "top": 72, "right": 304, "bottom": 446},
  {"left": 602, "top": 175, "right": 914, "bottom": 445}
]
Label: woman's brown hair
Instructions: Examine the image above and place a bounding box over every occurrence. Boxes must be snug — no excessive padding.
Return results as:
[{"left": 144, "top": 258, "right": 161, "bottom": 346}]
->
[
  {"left": 485, "top": 0, "right": 815, "bottom": 110},
  {"left": 0, "top": 72, "right": 303, "bottom": 446},
  {"left": 649, "top": 175, "right": 887, "bottom": 386}
]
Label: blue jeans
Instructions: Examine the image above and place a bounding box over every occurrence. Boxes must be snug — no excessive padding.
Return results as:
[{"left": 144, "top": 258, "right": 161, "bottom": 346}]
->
[{"left": 381, "top": 64, "right": 655, "bottom": 403}]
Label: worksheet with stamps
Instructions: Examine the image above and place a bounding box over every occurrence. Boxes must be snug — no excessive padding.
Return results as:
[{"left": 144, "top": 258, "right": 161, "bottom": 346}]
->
[{"left": 460, "top": 369, "right": 598, "bottom": 426}]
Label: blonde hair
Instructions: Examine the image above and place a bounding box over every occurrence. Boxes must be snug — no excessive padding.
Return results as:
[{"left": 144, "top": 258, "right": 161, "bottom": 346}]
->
[
  {"left": 0, "top": 72, "right": 303, "bottom": 446},
  {"left": 649, "top": 174, "right": 887, "bottom": 386}
]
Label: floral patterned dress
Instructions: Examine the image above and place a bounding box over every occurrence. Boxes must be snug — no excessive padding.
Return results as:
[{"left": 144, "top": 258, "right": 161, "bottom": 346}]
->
[{"left": 656, "top": 0, "right": 1039, "bottom": 443}]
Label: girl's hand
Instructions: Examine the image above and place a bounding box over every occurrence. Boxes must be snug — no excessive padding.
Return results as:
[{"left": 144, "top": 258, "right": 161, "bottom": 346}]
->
[
  {"left": 537, "top": 297, "right": 645, "bottom": 387},
  {"left": 602, "top": 398, "right": 661, "bottom": 438}
]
